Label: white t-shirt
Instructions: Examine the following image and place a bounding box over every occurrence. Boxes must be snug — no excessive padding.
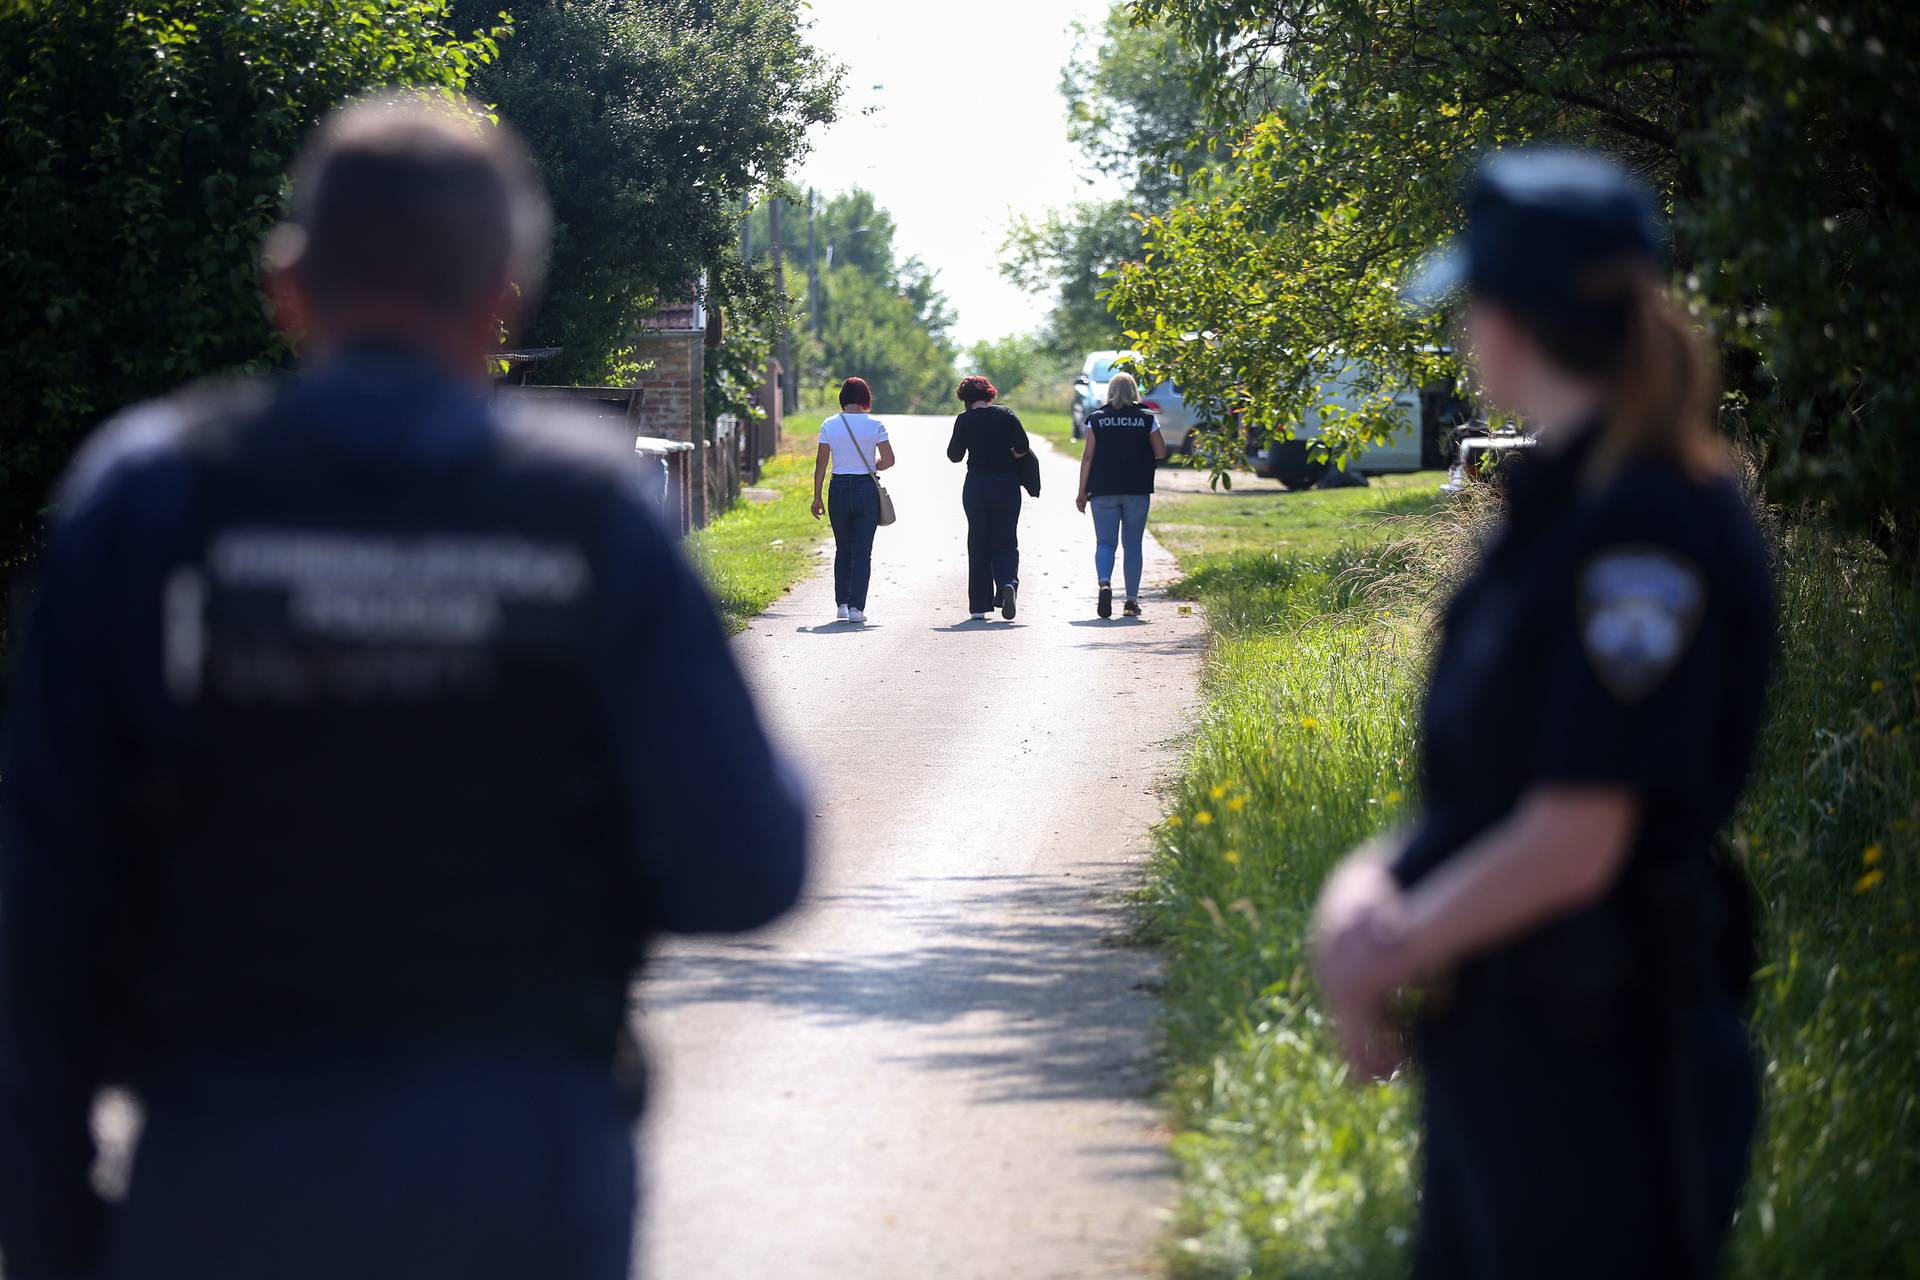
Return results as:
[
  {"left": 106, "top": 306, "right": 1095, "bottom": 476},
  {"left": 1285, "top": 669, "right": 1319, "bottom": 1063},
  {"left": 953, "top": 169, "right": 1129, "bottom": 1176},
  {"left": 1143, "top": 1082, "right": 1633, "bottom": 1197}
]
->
[{"left": 819, "top": 411, "right": 890, "bottom": 475}]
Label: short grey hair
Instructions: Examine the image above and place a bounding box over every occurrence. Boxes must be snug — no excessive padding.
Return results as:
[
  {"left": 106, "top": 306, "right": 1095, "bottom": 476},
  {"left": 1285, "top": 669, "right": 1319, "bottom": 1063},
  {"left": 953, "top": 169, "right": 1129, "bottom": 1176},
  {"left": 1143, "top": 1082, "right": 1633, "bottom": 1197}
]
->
[
  {"left": 1106, "top": 370, "right": 1140, "bottom": 406},
  {"left": 267, "top": 92, "right": 551, "bottom": 315}
]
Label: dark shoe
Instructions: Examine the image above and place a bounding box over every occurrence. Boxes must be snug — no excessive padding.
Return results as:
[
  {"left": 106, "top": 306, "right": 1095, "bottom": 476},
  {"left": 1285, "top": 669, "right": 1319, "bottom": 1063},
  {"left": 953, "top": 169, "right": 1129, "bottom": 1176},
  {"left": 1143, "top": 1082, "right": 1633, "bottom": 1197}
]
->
[
  {"left": 1097, "top": 584, "right": 1112, "bottom": 619},
  {"left": 999, "top": 582, "right": 1017, "bottom": 620},
  {"left": 1123, "top": 598, "right": 1142, "bottom": 617}
]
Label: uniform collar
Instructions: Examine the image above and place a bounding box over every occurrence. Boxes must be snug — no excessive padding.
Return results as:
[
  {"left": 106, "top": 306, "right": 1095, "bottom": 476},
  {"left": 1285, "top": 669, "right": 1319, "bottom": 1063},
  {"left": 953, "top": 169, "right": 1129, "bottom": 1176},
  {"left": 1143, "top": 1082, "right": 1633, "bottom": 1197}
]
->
[
  {"left": 281, "top": 343, "right": 493, "bottom": 460},
  {"left": 1506, "top": 413, "right": 1605, "bottom": 520}
]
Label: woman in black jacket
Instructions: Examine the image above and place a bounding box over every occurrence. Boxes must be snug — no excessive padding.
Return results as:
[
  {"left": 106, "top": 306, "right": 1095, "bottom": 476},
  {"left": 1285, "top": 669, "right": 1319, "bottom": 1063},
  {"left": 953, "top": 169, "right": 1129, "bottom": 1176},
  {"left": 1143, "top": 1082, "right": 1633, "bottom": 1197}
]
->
[{"left": 946, "top": 376, "right": 1030, "bottom": 620}]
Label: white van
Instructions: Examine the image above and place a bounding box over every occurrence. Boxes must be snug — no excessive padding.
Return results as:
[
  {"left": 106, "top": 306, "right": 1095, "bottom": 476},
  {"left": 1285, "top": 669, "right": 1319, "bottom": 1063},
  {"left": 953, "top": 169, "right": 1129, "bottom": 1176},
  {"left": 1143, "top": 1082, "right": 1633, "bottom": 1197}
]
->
[{"left": 1245, "top": 363, "right": 1425, "bottom": 489}]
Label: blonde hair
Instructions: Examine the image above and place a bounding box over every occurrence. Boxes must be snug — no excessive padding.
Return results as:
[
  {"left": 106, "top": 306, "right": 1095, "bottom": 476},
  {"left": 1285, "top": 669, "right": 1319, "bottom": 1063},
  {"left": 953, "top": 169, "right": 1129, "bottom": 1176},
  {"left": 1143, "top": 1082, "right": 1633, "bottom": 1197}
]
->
[{"left": 1106, "top": 371, "right": 1140, "bottom": 406}]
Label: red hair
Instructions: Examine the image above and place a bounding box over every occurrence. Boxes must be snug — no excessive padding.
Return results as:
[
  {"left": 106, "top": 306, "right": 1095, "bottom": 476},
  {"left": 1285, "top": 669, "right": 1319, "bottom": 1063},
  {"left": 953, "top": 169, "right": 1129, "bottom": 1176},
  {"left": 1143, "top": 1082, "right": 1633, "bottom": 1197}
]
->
[
  {"left": 956, "top": 375, "right": 997, "bottom": 405},
  {"left": 838, "top": 376, "right": 872, "bottom": 408}
]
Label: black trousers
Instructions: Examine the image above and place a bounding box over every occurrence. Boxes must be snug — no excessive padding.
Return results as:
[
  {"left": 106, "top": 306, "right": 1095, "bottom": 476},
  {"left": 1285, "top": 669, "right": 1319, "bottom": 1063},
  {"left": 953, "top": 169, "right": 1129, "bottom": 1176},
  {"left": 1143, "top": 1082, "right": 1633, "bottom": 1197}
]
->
[
  {"left": 1413, "top": 995, "right": 1758, "bottom": 1280},
  {"left": 962, "top": 470, "right": 1021, "bottom": 613}
]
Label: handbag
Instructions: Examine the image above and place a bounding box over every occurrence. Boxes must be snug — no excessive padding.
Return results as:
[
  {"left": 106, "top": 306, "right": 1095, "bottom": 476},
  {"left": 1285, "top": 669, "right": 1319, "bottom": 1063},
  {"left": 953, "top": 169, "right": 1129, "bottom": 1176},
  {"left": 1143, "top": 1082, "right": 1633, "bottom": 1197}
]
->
[{"left": 839, "top": 413, "right": 898, "bottom": 526}]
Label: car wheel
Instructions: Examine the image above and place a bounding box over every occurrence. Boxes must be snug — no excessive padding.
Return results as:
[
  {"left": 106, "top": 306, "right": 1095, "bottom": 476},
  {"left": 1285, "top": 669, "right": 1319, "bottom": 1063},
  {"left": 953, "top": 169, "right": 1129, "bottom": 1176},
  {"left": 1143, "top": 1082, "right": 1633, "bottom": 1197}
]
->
[{"left": 1278, "top": 462, "right": 1327, "bottom": 491}]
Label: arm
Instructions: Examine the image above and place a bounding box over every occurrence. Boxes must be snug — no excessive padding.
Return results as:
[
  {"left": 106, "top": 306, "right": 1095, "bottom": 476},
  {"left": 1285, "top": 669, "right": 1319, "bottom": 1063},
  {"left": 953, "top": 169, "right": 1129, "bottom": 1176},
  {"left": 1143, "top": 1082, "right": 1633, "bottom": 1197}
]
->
[
  {"left": 946, "top": 417, "right": 967, "bottom": 464},
  {"left": 0, "top": 464, "right": 138, "bottom": 1279},
  {"left": 875, "top": 440, "right": 896, "bottom": 471},
  {"left": 1149, "top": 422, "right": 1169, "bottom": 461},
  {"left": 811, "top": 442, "right": 830, "bottom": 519},
  {"left": 1313, "top": 791, "right": 1636, "bottom": 1076},
  {"left": 1076, "top": 428, "right": 1097, "bottom": 513},
  {"left": 1007, "top": 411, "right": 1031, "bottom": 458},
  {"left": 599, "top": 483, "right": 809, "bottom": 932},
  {"left": 1397, "top": 787, "right": 1636, "bottom": 977}
]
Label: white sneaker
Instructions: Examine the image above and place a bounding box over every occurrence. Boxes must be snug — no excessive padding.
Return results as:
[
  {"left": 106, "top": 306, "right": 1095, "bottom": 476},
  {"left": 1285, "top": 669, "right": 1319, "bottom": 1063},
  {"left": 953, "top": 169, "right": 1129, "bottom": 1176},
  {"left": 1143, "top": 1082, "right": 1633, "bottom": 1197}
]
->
[
  {"left": 970, "top": 612, "right": 988, "bottom": 621},
  {"left": 836, "top": 604, "right": 850, "bottom": 621},
  {"left": 848, "top": 607, "right": 867, "bottom": 624}
]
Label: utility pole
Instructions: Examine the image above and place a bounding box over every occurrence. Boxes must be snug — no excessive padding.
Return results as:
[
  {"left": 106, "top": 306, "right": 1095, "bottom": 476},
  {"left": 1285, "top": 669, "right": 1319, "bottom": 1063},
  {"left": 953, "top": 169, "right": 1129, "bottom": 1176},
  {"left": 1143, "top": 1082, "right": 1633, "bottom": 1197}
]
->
[
  {"left": 807, "top": 189, "right": 821, "bottom": 346},
  {"left": 770, "top": 197, "right": 794, "bottom": 415}
]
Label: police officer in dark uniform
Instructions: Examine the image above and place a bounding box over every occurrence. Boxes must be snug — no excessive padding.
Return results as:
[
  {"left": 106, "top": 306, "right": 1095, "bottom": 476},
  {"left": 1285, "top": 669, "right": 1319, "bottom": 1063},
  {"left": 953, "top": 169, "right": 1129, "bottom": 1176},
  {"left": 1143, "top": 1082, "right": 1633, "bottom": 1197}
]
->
[
  {"left": 0, "top": 96, "right": 807, "bottom": 1280},
  {"left": 1312, "top": 150, "right": 1774, "bottom": 1277}
]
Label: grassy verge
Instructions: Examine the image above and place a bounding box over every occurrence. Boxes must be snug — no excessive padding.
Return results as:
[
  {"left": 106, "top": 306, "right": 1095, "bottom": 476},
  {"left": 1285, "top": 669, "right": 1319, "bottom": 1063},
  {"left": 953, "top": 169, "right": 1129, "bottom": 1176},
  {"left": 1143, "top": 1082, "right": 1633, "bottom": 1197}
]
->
[
  {"left": 1149, "top": 483, "right": 1920, "bottom": 1276},
  {"left": 686, "top": 424, "right": 828, "bottom": 633},
  {"left": 1012, "top": 406, "right": 1080, "bottom": 457}
]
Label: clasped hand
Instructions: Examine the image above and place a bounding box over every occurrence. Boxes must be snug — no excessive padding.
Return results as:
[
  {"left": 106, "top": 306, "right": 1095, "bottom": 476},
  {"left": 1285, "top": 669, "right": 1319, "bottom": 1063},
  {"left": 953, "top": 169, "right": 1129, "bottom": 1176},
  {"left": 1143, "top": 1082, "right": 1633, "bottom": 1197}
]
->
[{"left": 1311, "top": 855, "right": 1413, "bottom": 1080}]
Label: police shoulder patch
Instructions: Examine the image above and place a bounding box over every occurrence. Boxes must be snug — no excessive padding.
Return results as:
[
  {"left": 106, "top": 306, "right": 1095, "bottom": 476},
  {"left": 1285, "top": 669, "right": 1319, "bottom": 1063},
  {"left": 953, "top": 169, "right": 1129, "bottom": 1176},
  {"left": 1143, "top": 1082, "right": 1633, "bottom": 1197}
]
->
[{"left": 1576, "top": 546, "right": 1706, "bottom": 702}]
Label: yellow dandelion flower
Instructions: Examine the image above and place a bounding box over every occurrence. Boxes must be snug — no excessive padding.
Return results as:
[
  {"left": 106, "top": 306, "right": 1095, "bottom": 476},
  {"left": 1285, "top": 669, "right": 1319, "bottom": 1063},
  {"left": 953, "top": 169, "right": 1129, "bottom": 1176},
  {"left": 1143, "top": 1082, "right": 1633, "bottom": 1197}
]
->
[
  {"left": 1165, "top": 815, "right": 1183, "bottom": 828},
  {"left": 1864, "top": 844, "right": 1884, "bottom": 866},
  {"left": 1872, "top": 679, "right": 1886, "bottom": 694},
  {"left": 1227, "top": 795, "right": 1248, "bottom": 813},
  {"left": 1209, "top": 784, "right": 1227, "bottom": 801},
  {"left": 1223, "top": 849, "right": 1241, "bottom": 865},
  {"left": 1855, "top": 868, "right": 1885, "bottom": 893},
  {"left": 1194, "top": 810, "right": 1214, "bottom": 826},
  {"left": 1299, "top": 716, "right": 1319, "bottom": 730},
  {"left": 1386, "top": 790, "right": 1404, "bottom": 805}
]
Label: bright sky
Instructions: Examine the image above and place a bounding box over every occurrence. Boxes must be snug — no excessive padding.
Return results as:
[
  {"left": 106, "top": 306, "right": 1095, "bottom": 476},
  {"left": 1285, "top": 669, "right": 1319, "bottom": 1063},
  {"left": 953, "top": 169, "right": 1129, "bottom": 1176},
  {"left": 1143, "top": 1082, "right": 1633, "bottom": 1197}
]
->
[{"left": 793, "top": 0, "right": 1114, "bottom": 350}]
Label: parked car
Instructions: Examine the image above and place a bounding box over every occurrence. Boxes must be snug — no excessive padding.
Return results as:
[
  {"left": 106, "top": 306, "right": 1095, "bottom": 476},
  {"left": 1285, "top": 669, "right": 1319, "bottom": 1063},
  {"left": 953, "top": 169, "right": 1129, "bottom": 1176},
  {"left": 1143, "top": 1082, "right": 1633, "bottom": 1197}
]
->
[
  {"left": 1243, "top": 363, "right": 1427, "bottom": 489},
  {"left": 1070, "top": 350, "right": 1202, "bottom": 454}
]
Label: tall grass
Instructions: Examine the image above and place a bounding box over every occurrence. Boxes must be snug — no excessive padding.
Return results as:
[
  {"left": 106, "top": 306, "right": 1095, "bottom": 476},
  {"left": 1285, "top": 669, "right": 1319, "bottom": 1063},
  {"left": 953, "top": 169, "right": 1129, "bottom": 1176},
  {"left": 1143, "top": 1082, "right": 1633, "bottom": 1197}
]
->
[{"left": 1151, "top": 496, "right": 1920, "bottom": 1276}]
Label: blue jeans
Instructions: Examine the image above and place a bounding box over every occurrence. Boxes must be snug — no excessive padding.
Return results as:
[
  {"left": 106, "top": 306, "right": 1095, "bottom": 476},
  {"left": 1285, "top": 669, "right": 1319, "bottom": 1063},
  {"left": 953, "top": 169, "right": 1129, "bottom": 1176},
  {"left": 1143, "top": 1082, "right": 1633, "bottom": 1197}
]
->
[
  {"left": 829, "top": 473, "right": 879, "bottom": 609},
  {"left": 1091, "top": 493, "right": 1151, "bottom": 599}
]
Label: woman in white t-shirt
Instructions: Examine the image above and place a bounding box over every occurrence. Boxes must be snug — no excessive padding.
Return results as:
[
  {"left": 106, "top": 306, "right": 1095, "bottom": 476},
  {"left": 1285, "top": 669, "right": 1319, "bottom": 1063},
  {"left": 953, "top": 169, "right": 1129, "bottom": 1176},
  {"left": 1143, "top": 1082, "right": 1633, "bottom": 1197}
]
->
[{"left": 810, "top": 376, "right": 896, "bottom": 623}]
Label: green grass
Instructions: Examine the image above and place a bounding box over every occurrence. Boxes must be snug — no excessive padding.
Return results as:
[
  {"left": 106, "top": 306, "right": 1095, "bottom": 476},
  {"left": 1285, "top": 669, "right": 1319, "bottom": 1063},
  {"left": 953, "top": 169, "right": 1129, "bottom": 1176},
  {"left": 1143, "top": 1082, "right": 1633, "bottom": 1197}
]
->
[
  {"left": 1151, "top": 472, "right": 1449, "bottom": 565},
  {"left": 1148, "top": 484, "right": 1920, "bottom": 1277},
  {"left": 686, "top": 428, "right": 828, "bottom": 632}
]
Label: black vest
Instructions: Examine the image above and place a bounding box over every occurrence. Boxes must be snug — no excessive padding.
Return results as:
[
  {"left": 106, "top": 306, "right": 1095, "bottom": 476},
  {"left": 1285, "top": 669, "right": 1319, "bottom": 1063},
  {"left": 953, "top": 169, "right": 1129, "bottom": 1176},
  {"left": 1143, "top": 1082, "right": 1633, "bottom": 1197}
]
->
[{"left": 127, "top": 386, "right": 642, "bottom": 1067}]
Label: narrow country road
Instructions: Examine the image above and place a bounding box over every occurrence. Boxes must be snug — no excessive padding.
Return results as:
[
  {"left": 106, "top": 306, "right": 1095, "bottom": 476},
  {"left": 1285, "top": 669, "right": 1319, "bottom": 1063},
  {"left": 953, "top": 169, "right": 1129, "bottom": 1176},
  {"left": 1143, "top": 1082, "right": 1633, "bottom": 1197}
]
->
[{"left": 635, "top": 417, "right": 1208, "bottom": 1279}]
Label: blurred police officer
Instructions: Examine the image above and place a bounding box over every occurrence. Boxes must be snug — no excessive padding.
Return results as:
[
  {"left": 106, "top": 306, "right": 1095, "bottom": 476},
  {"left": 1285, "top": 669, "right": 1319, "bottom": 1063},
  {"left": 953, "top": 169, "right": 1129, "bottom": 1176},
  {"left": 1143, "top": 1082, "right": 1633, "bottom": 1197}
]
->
[
  {"left": 1313, "top": 150, "right": 1774, "bottom": 1278},
  {"left": 0, "top": 95, "right": 807, "bottom": 1280}
]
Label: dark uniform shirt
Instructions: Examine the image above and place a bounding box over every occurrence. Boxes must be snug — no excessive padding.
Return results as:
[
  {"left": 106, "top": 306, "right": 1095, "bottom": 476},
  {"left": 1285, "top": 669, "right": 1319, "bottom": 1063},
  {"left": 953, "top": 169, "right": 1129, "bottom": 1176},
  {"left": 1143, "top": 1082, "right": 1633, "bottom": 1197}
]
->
[
  {"left": 946, "top": 405, "right": 1030, "bottom": 474},
  {"left": 1394, "top": 416, "right": 1773, "bottom": 1028},
  {"left": 0, "top": 347, "right": 808, "bottom": 1278},
  {"left": 1082, "top": 404, "right": 1161, "bottom": 496},
  {"left": 1394, "top": 417, "right": 1774, "bottom": 1277}
]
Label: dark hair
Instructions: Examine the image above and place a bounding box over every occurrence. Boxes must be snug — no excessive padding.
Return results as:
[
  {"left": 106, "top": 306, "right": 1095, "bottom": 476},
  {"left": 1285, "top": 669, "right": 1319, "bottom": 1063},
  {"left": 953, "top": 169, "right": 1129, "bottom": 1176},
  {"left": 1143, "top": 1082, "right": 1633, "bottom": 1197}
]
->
[
  {"left": 1509, "top": 259, "right": 1723, "bottom": 476},
  {"left": 268, "top": 93, "right": 550, "bottom": 316},
  {"left": 838, "top": 377, "right": 872, "bottom": 408},
  {"left": 956, "top": 375, "right": 997, "bottom": 406}
]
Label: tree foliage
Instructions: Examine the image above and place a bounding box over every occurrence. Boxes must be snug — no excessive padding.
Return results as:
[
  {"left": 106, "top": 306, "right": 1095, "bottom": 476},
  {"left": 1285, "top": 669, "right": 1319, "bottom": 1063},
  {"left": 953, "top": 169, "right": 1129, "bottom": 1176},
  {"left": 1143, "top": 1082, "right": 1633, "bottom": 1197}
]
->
[
  {"left": 0, "top": 0, "right": 495, "bottom": 622},
  {"left": 1115, "top": 0, "right": 1919, "bottom": 560},
  {"left": 457, "top": 0, "right": 837, "bottom": 389},
  {"left": 997, "top": 3, "right": 1209, "bottom": 371}
]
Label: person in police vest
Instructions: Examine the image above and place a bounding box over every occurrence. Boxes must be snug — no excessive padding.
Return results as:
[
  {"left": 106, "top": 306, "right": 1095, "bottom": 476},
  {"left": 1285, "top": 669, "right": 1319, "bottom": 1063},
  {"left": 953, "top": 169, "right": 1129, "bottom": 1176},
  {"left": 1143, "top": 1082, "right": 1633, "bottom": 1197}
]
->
[
  {"left": 1074, "top": 370, "right": 1168, "bottom": 618},
  {"left": 0, "top": 94, "right": 808, "bottom": 1280},
  {"left": 1312, "top": 149, "right": 1774, "bottom": 1278}
]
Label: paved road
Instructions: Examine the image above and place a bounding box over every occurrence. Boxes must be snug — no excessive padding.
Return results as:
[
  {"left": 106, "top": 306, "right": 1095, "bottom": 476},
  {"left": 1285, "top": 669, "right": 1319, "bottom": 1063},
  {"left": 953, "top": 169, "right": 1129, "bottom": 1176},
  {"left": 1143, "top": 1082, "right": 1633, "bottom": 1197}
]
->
[{"left": 635, "top": 418, "right": 1208, "bottom": 1279}]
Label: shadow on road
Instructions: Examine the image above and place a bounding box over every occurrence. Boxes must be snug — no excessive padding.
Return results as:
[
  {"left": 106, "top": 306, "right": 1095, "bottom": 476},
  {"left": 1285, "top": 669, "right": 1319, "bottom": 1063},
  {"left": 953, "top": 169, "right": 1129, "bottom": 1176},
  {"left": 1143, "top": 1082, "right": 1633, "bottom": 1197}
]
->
[{"left": 640, "top": 868, "right": 1161, "bottom": 1110}]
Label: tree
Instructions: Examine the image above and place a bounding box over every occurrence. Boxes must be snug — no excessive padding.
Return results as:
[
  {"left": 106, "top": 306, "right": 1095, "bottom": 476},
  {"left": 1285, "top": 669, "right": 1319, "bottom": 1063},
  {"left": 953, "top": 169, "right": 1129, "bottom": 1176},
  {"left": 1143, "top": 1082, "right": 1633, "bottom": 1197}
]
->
[
  {"left": 775, "top": 189, "right": 957, "bottom": 413},
  {"left": 962, "top": 332, "right": 1062, "bottom": 408},
  {"left": 1687, "top": 0, "right": 1920, "bottom": 568},
  {"left": 1060, "top": 3, "right": 1214, "bottom": 211},
  {"left": 0, "top": 0, "right": 497, "bottom": 661},
  {"left": 999, "top": 3, "right": 1210, "bottom": 372},
  {"left": 1115, "top": 0, "right": 1919, "bottom": 556},
  {"left": 458, "top": 0, "right": 838, "bottom": 388}
]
